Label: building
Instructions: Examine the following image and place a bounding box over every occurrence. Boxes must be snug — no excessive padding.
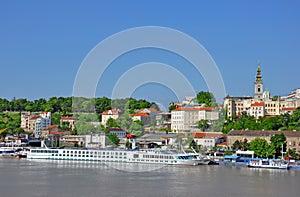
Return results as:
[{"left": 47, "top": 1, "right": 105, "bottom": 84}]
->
[
  {"left": 60, "top": 133, "right": 106, "bottom": 148},
  {"left": 131, "top": 112, "right": 150, "bottom": 125},
  {"left": 254, "top": 61, "right": 263, "bottom": 99},
  {"left": 138, "top": 108, "right": 159, "bottom": 121},
  {"left": 155, "top": 112, "right": 171, "bottom": 128},
  {"left": 101, "top": 109, "right": 121, "bottom": 126},
  {"left": 191, "top": 132, "right": 226, "bottom": 150},
  {"left": 171, "top": 107, "right": 219, "bottom": 132},
  {"left": 109, "top": 128, "right": 127, "bottom": 138},
  {"left": 249, "top": 102, "right": 265, "bottom": 118},
  {"left": 280, "top": 107, "right": 297, "bottom": 115},
  {"left": 227, "top": 130, "right": 300, "bottom": 153},
  {"left": 224, "top": 61, "right": 299, "bottom": 118},
  {"left": 60, "top": 116, "right": 76, "bottom": 130},
  {"left": 21, "top": 112, "right": 51, "bottom": 137}
]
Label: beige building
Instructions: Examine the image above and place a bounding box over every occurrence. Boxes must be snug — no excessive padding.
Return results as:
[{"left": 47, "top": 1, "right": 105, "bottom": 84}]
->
[
  {"left": 171, "top": 107, "right": 219, "bottom": 132},
  {"left": 224, "top": 62, "right": 299, "bottom": 118},
  {"left": 60, "top": 116, "right": 76, "bottom": 130},
  {"left": 227, "top": 130, "right": 300, "bottom": 153},
  {"left": 21, "top": 112, "right": 51, "bottom": 136}
]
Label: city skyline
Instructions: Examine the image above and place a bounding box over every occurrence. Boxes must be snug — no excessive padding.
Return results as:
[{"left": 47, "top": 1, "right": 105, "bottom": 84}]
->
[{"left": 1, "top": 1, "right": 299, "bottom": 108}]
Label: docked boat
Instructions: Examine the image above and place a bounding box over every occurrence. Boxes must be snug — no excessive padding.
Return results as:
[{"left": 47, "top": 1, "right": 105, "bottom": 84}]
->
[
  {"left": 27, "top": 147, "right": 208, "bottom": 166},
  {"left": 0, "top": 147, "right": 16, "bottom": 157},
  {"left": 288, "top": 160, "right": 300, "bottom": 169},
  {"left": 14, "top": 148, "right": 30, "bottom": 159},
  {"left": 248, "top": 159, "right": 289, "bottom": 170}
]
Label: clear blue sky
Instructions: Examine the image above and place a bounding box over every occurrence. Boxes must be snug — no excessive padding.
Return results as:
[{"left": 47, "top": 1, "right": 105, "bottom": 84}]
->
[{"left": 1, "top": 1, "right": 299, "bottom": 108}]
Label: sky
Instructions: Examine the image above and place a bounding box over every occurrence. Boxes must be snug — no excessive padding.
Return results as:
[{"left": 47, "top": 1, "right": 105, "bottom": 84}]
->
[{"left": 1, "top": 1, "right": 299, "bottom": 109}]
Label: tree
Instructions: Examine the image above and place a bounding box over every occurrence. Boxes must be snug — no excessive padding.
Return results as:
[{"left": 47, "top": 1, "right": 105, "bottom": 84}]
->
[
  {"left": 61, "top": 121, "right": 70, "bottom": 131},
  {"left": 241, "top": 138, "right": 249, "bottom": 151},
  {"left": 51, "top": 113, "right": 62, "bottom": 125},
  {"left": 248, "top": 138, "right": 275, "bottom": 158},
  {"left": 232, "top": 140, "right": 242, "bottom": 151},
  {"left": 196, "top": 91, "right": 216, "bottom": 107},
  {"left": 270, "top": 133, "right": 287, "bottom": 158},
  {"left": 106, "top": 118, "right": 119, "bottom": 128},
  {"left": 168, "top": 103, "right": 178, "bottom": 112},
  {"left": 198, "top": 119, "right": 209, "bottom": 131},
  {"left": 126, "top": 141, "right": 132, "bottom": 150},
  {"left": 129, "top": 121, "right": 144, "bottom": 137},
  {"left": 108, "top": 134, "right": 120, "bottom": 147}
]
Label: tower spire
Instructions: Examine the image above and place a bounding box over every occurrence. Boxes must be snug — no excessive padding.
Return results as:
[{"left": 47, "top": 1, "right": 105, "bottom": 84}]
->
[{"left": 256, "top": 59, "right": 262, "bottom": 82}]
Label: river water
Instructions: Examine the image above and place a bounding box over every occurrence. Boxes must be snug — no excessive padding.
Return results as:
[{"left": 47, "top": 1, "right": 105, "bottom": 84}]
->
[{"left": 0, "top": 159, "right": 298, "bottom": 197}]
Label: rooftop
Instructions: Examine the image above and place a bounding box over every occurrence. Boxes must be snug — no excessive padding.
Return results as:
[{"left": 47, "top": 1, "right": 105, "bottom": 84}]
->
[{"left": 228, "top": 130, "right": 300, "bottom": 137}]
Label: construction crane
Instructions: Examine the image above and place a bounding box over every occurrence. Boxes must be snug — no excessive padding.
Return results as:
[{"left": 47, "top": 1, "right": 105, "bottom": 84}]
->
[{"left": 0, "top": 128, "right": 7, "bottom": 135}]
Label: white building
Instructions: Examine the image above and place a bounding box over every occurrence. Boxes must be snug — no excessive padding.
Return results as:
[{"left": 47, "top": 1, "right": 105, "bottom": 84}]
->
[
  {"left": 249, "top": 102, "right": 265, "bottom": 118},
  {"left": 191, "top": 132, "right": 226, "bottom": 150},
  {"left": 109, "top": 128, "right": 127, "bottom": 138},
  {"left": 171, "top": 107, "right": 219, "bottom": 132},
  {"left": 101, "top": 109, "right": 121, "bottom": 126}
]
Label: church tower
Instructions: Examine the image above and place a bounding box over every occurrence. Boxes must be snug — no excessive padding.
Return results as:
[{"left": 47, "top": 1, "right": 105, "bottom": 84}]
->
[{"left": 254, "top": 60, "right": 263, "bottom": 99}]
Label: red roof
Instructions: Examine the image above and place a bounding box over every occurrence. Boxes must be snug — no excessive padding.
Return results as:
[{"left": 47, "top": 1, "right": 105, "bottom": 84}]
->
[
  {"left": 61, "top": 116, "right": 75, "bottom": 120},
  {"left": 191, "top": 133, "right": 206, "bottom": 138},
  {"left": 281, "top": 107, "right": 296, "bottom": 111},
  {"left": 30, "top": 115, "right": 40, "bottom": 120},
  {"left": 109, "top": 128, "right": 125, "bottom": 131},
  {"left": 217, "top": 142, "right": 227, "bottom": 146},
  {"left": 50, "top": 131, "right": 71, "bottom": 135},
  {"left": 131, "top": 112, "right": 150, "bottom": 117},
  {"left": 191, "top": 132, "right": 226, "bottom": 139},
  {"left": 173, "top": 107, "right": 214, "bottom": 111},
  {"left": 251, "top": 102, "right": 264, "bottom": 107},
  {"left": 126, "top": 133, "right": 135, "bottom": 139},
  {"left": 102, "top": 109, "right": 120, "bottom": 115}
]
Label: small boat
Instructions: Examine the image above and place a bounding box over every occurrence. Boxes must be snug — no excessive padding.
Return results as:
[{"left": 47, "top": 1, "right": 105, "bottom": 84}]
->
[
  {"left": 288, "top": 160, "right": 300, "bottom": 169},
  {"left": 0, "top": 147, "right": 16, "bottom": 158},
  {"left": 14, "top": 148, "right": 30, "bottom": 159},
  {"left": 248, "top": 158, "right": 289, "bottom": 170}
]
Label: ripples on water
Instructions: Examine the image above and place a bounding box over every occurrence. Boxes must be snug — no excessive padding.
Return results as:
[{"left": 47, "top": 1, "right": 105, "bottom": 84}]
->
[{"left": 0, "top": 158, "right": 299, "bottom": 197}]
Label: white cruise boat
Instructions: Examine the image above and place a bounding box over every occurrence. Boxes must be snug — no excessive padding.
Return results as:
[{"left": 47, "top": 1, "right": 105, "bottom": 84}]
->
[
  {"left": 248, "top": 159, "right": 289, "bottom": 170},
  {"left": 27, "top": 147, "right": 207, "bottom": 166}
]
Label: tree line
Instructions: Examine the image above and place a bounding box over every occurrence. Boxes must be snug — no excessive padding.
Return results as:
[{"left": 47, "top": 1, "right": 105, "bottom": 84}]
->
[
  {"left": 231, "top": 133, "right": 299, "bottom": 159},
  {"left": 218, "top": 109, "right": 300, "bottom": 134},
  {"left": 0, "top": 97, "right": 158, "bottom": 114}
]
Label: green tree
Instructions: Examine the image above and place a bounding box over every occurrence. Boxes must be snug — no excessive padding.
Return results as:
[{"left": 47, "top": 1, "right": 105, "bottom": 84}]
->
[
  {"left": 270, "top": 133, "right": 287, "bottom": 158},
  {"left": 129, "top": 120, "right": 144, "bottom": 137},
  {"left": 126, "top": 141, "right": 132, "bottom": 150},
  {"left": 95, "top": 97, "right": 111, "bottom": 115},
  {"left": 232, "top": 140, "right": 242, "bottom": 151},
  {"left": 198, "top": 119, "right": 209, "bottom": 131},
  {"left": 51, "top": 113, "right": 62, "bottom": 125},
  {"left": 248, "top": 138, "right": 275, "bottom": 158},
  {"left": 108, "top": 133, "right": 120, "bottom": 147},
  {"left": 106, "top": 118, "right": 119, "bottom": 128},
  {"left": 196, "top": 91, "right": 216, "bottom": 107},
  {"left": 61, "top": 121, "right": 70, "bottom": 131},
  {"left": 168, "top": 103, "right": 178, "bottom": 112}
]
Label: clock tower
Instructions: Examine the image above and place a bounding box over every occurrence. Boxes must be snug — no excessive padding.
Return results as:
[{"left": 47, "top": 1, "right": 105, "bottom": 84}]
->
[{"left": 254, "top": 60, "right": 263, "bottom": 99}]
